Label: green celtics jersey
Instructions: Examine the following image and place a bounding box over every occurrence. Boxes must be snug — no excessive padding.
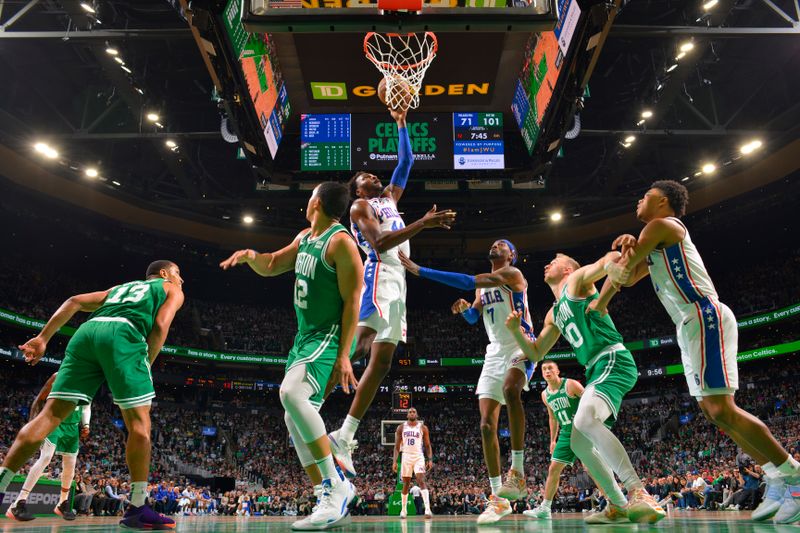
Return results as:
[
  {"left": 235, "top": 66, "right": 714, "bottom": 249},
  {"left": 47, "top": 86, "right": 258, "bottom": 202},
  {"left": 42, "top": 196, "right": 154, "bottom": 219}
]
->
[
  {"left": 293, "top": 223, "right": 349, "bottom": 338},
  {"left": 89, "top": 278, "right": 168, "bottom": 339},
  {"left": 544, "top": 378, "right": 579, "bottom": 430},
  {"left": 553, "top": 286, "right": 625, "bottom": 367}
]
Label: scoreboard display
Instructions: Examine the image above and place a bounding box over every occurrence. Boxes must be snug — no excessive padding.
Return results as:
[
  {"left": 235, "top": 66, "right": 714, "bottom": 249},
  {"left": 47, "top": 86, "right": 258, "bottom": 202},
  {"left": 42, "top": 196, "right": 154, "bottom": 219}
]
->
[
  {"left": 392, "top": 391, "right": 413, "bottom": 412},
  {"left": 453, "top": 112, "right": 504, "bottom": 170},
  {"left": 300, "top": 113, "right": 351, "bottom": 171}
]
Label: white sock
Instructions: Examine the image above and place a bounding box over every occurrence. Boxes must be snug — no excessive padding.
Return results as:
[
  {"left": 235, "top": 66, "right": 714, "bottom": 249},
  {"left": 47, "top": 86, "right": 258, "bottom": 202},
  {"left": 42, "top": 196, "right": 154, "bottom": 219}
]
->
[
  {"left": 542, "top": 498, "right": 552, "bottom": 509},
  {"left": 421, "top": 488, "right": 430, "bottom": 510},
  {"left": 131, "top": 481, "right": 148, "bottom": 507},
  {"left": 316, "top": 455, "right": 340, "bottom": 484},
  {"left": 339, "top": 415, "right": 360, "bottom": 443},
  {"left": 777, "top": 456, "right": 800, "bottom": 477},
  {"left": 489, "top": 476, "right": 502, "bottom": 496},
  {"left": 511, "top": 450, "right": 524, "bottom": 474},
  {"left": 401, "top": 493, "right": 408, "bottom": 511},
  {"left": 762, "top": 462, "right": 779, "bottom": 479},
  {"left": 0, "top": 467, "right": 17, "bottom": 493}
]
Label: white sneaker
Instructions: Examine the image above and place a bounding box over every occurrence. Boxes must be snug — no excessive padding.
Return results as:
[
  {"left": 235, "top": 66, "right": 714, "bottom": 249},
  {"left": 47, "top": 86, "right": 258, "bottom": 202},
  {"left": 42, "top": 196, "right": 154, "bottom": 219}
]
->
[
  {"left": 523, "top": 505, "right": 551, "bottom": 519},
  {"left": 496, "top": 469, "right": 526, "bottom": 501},
  {"left": 774, "top": 483, "right": 800, "bottom": 524},
  {"left": 476, "top": 495, "right": 511, "bottom": 525},
  {"left": 400, "top": 508, "right": 407, "bottom": 519},
  {"left": 585, "top": 503, "right": 628, "bottom": 524},
  {"left": 328, "top": 431, "right": 358, "bottom": 479},
  {"left": 291, "top": 478, "right": 355, "bottom": 531},
  {"left": 424, "top": 508, "right": 433, "bottom": 519},
  {"left": 753, "top": 476, "right": 786, "bottom": 521}
]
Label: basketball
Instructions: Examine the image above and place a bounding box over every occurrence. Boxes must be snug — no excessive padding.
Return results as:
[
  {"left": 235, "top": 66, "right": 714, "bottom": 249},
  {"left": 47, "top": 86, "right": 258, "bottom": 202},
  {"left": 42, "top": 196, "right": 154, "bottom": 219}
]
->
[{"left": 378, "top": 76, "right": 414, "bottom": 111}]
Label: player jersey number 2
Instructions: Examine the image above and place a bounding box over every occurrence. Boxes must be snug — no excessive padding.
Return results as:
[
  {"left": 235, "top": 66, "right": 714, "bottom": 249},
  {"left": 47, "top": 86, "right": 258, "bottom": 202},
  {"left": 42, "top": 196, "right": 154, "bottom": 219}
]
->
[
  {"left": 294, "top": 279, "right": 308, "bottom": 309},
  {"left": 106, "top": 282, "right": 149, "bottom": 304},
  {"left": 564, "top": 323, "right": 584, "bottom": 348}
]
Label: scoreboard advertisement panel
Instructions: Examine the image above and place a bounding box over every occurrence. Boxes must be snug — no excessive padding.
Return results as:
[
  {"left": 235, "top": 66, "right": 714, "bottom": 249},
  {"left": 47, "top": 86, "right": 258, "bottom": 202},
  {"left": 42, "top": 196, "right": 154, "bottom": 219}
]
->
[
  {"left": 351, "top": 113, "right": 452, "bottom": 170},
  {"left": 452, "top": 112, "right": 504, "bottom": 169},
  {"left": 300, "top": 113, "right": 351, "bottom": 171}
]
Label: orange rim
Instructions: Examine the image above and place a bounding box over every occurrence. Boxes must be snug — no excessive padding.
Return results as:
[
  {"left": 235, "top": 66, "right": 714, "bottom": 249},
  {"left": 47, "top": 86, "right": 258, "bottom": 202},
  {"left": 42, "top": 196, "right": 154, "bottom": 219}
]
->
[{"left": 363, "top": 32, "right": 438, "bottom": 71}]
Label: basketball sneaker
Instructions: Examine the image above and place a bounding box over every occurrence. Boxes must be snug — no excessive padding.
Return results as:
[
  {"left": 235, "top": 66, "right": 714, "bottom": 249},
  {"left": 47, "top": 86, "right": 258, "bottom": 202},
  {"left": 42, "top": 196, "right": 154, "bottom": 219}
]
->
[
  {"left": 5, "top": 500, "right": 35, "bottom": 521},
  {"left": 291, "top": 478, "right": 356, "bottom": 531},
  {"left": 773, "top": 482, "right": 800, "bottom": 524},
  {"left": 328, "top": 430, "right": 358, "bottom": 479},
  {"left": 400, "top": 506, "right": 407, "bottom": 519},
  {"left": 523, "top": 504, "right": 552, "bottom": 519},
  {"left": 626, "top": 487, "right": 666, "bottom": 524},
  {"left": 55, "top": 500, "right": 77, "bottom": 521},
  {"left": 752, "top": 476, "right": 786, "bottom": 521},
  {"left": 120, "top": 504, "right": 176, "bottom": 530},
  {"left": 584, "top": 503, "right": 628, "bottom": 524},
  {"left": 425, "top": 507, "right": 433, "bottom": 519},
  {"left": 496, "top": 469, "right": 526, "bottom": 501},
  {"left": 476, "top": 495, "right": 511, "bottom": 525}
]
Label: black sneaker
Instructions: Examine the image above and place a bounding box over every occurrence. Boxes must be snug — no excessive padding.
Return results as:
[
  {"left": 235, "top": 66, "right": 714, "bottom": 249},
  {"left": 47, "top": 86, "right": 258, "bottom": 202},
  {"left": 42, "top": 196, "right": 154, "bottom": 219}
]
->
[
  {"left": 55, "top": 500, "right": 77, "bottom": 520},
  {"left": 5, "top": 499, "right": 35, "bottom": 521}
]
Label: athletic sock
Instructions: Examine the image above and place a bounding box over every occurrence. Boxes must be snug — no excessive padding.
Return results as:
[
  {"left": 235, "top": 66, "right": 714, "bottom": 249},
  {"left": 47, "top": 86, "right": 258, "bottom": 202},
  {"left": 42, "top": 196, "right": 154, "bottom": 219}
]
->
[
  {"left": 401, "top": 493, "right": 408, "bottom": 511},
  {"left": 0, "top": 467, "right": 18, "bottom": 493},
  {"left": 421, "top": 489, "right": 430, "bottom": 511},
  {"left": 316, "top": 455, "right": 341, "bottom": 484},
  {"left": 542, "top": 499, "right": 552, "bottom": 510},
  {"left": 511, "top": 450, "right": 524, "bottom": 475},
  {"left": 58, "top": 487, "right": 70, "bottom": 505},
  {"left": 777, "top": 456, "right": 800, "bottom": 478},
  {"left": 339, "top": 415, "right": 360, "bottom": 443},
  {"left": 762, "top": 462, "right": 779, "bottom": 479},
  {"left": 489, "top": 476, "right": 502, "bottom": 496},
  {"left": 131, "top": 481, "right": 148, "bottom": 507}
]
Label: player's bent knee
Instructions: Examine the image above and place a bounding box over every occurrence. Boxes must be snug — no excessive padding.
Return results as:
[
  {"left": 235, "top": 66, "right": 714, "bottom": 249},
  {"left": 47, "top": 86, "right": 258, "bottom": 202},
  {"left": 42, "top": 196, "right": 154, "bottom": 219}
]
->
[{"left": 479, "top": 420, "right": 496, "bottom": 437}]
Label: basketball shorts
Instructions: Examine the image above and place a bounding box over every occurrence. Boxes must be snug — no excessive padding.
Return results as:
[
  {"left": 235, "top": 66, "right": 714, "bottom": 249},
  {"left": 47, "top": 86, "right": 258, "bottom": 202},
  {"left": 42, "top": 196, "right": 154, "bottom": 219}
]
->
[
  {"left": 551, "top": 428, "right": 576, "bottom": 466},
  {"left": 285, "top": 325, "right": 347, "bottom": 409},
  {"left": 359, "top": 262, "right": 407, "bottom": 345},
  {"left": 583, "top": 344, "right": 638, "bottom": 421},
  {"left": 676, "top": 298, "right": 739, "bottom": 399},
  {"left": 401, "top": 454, "right": 426, "bottom": 478},
  {"left": 49, "top": 318, "right": 155, "bottom": 410},
  {"left": 45, "top": 422, "right": 79, "bottom": 457},
  {"left": 476, "top": 342, "right": 536, "bottom": 405}
]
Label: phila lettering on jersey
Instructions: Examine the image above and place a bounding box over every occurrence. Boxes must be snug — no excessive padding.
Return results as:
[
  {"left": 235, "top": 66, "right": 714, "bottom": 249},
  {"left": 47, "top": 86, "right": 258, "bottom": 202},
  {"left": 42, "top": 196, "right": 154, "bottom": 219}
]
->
[
  {"left": 351, "top": 196, "right": 410, "bottom": 268},
  {"left": 400, "top": 422, "right": 424, "bottom": 456},
  {"left": 480, "top": 285, "right": 534, "bottom": 347}
]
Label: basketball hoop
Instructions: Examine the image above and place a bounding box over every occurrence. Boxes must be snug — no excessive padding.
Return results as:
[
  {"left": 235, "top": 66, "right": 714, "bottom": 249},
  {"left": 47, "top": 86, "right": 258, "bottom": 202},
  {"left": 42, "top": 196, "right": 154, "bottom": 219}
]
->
[{"left": 364, "top": 32, "right": 438, "bottom": 110}]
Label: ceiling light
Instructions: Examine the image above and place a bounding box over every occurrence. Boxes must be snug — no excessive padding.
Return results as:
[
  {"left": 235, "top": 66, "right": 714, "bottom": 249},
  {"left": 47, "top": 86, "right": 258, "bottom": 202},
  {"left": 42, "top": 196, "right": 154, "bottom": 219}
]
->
[
  {"left": 112, "top": 180, "right": 122, "bottom": 186},
  {"left": 550, "top": 212, "right": 563, "bottom": 222},
  {"left": 85, "top": 168, "right": 99, "bottom": 178},
  {"left": 703, "top": 0, "right": 718, "bottom": 8},
  {"left": 641, "top": 110, "right": 653, "bottom": 119},
  {"left": 681, "top": 176, "right": 690, "bottom": 182},
  {"left": 242, "top": 215, "right": 254, "bottom": 224},
  {"left": 80, "top": 2, "right": 95, "bottom": 13},
  {"left": 624, "top": 135, "right": 636, "bottom": 143},
  {"left": 135, "top": 87, "right": 144, "bottom": 95},
  {"left": 165, "top": 140, "right": 177, "bottom": 148},
  {"left": 105, "top": 47, "right": 118, "bottom": 56},
  {"left": 701, "top": 163, "right": 716, "bottom": 174},
  {"left": 155, "top": 122, "right": 164, "bottom": 128},
  {"left": 675, "top": 52, "right": 686, "bottom": 60},
  {"left": 622, "top": 142, "right": 632, "bottom": 148},
  {"left": 666, "top": 64, "right": 678, "bottom": 73},
  {"left": 34, "top": 142, "right": 49, "bottom": 154},
  {"left": 636, "top": 119, "right": 645, "bottom": 126},
  {"left": 114, "top": 56, "right": 124, "bottom": 64},
  {"left": 679, "top": 41, "right": 695, "bottom": 53},
  {"left": 146, "top": 112, "right": 159, "bottom": 122},
  {"left": 121, "top": 65, "right": 132, "bottom": 74},
  {"left": 740, "top": 139, "right": 763, "bottom": 154}
]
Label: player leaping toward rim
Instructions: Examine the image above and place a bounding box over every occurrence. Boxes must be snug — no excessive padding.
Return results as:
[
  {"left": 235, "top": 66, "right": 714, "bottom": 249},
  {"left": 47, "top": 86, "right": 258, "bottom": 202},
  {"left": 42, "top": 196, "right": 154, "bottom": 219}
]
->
[
  {"left": 399, "top": 239, "right": 537, "bottom": 525},
  {"left": 392, "top": 407, "right": 433, "bottom": 519},
  {"left": 328, "top": 107, "right": 456, "bottom": 478},
  {"left": 591, "top": 179, "right": 800, "bottom": 524},
  {"left": 504, "top": 251, "right": 665, "bottom": 524}
]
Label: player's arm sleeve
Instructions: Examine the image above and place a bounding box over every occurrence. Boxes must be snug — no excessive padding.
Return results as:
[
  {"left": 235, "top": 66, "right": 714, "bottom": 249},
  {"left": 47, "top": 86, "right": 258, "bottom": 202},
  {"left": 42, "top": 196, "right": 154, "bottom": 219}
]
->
[
  {"left": 418, "top": 267, "right": 476, "bottom": 291},
  {"left": 389, "top": 127, "right": 413, "bottom": 190},
  {"left": 461, "top": 307, "right": 480, "bottom": 324},
  {"left": 80, "top": 404, "right": 92, "bottom": 427}
]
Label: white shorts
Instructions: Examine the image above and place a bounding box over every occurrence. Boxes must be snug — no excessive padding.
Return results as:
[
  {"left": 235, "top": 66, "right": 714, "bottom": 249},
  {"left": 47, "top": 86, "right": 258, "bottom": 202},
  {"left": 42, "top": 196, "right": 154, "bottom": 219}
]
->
[
  {"left": 401, "top": 454, "right": 425, "bottom": 478},
  {"left": 476, "top": 342, "right": 536, "bottom": 405},
  {"left": 359, "top": 262, "right": 407, "bottom": 345},
  {"left": 677, "top": 298, "right": 739, "bottom": 399}
]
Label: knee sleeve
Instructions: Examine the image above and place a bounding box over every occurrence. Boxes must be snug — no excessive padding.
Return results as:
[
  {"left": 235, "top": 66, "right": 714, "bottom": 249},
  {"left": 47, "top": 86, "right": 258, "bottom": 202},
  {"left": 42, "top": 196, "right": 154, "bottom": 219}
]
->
[
  {"left": 21, "top": 441, "right": 56, "bottom": 494},
  {"left": 280, "top": 365, "right": 327, "bottom": 443},
  {"left": 573, "top": 387, "right": 612, "bottom": 434}
]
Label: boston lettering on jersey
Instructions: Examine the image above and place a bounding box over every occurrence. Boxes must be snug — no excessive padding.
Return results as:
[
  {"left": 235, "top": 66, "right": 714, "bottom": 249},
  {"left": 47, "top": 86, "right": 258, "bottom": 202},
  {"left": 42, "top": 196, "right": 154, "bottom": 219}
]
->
[
  {"left": 295, "top": 252, "right": 319, "bottom": 280},
  {"left": 547, "top": 395, "right": 571, "bottom": 411},
  {"left": 553, "top": 299, "right": 575, "bottom": 332}
]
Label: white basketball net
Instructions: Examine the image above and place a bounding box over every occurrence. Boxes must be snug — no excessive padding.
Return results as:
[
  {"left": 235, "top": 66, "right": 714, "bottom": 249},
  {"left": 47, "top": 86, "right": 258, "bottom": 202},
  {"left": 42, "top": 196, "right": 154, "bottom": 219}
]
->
[{"left": 364, "top": 32, "right": 438, "bottom": 110}]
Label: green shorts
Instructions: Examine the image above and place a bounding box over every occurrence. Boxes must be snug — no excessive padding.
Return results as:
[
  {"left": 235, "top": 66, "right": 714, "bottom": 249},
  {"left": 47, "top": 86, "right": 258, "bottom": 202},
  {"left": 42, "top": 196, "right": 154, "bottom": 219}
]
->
[
  {"left": 285, "top": 327, "right": 343, "bottom": 409},
  {"left": 45, "top": 422, "right": 79, "bottom": 456},
  {"left": 49, "top": 319, "right": 155, "bottom": 410},
  {"left": 551, "top": 428, "right": 576, "bottom": 466},
  {"left": 584, "top": 345, "right": 638, "bottom": 421}
]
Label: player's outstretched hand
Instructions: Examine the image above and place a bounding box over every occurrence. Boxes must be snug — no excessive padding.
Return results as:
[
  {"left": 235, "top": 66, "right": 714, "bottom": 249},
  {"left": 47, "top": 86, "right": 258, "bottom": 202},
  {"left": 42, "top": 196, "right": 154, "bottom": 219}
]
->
[
  {"left": 19, "top": 335, "right": 46, "bottom": 365},
  {"left": 333, "top": 356, "right": 359, "bottom": 395},
  {"left": 219, "top": 249, "right": 257, "bottom": 270},
  {"left": 420, "top": 204, "right": 457, "bottom": 229},
  {"left": 505, "top": 310, "right": 522, "bottom": 331},
  {"left": 611, "top": 234, "right": 638, "bottom": 255},
  {"left": 389, "top": 107, "right": 408, "bottom": 126},
  {"left": 451, "top": 299, "right": 471, "bottom": 315},
  {"left": 398, "top": 251, "right": 420, "bottom": 276}
]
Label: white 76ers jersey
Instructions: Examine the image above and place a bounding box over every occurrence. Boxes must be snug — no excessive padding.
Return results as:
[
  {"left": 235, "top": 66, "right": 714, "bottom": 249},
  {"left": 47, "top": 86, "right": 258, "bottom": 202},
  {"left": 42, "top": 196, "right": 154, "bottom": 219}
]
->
[
  {"left": 480, "top": 285, "right": 534, "bottom": 346},
  {"left": 400, "top": 422, "right": 424, "bottom": 456},
  {"left": 647, "top": 217, "right": 720, "bottom": 325},
  {"left": 351, "top": 196, "right": 409, "bottom": 268}
]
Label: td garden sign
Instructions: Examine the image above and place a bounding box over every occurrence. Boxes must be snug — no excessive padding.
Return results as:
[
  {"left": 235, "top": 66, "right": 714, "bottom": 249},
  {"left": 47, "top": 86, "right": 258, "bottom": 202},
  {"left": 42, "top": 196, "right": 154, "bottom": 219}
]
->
[{"left": 310, "top": 82, "right": 492, "bottom": 101}]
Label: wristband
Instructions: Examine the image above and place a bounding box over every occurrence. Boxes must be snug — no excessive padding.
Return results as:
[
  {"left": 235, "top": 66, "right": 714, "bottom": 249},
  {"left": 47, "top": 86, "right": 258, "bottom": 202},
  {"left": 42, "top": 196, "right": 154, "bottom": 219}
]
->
[{"left": 461, "top": 307, "right": 480, "bottom": 325}]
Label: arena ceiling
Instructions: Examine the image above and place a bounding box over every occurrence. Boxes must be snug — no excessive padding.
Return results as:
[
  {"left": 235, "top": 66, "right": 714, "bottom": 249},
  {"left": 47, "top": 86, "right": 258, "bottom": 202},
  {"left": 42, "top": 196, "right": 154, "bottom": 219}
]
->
[{"left": 0, "top": 0, "right": 798, "bottom": 249}]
